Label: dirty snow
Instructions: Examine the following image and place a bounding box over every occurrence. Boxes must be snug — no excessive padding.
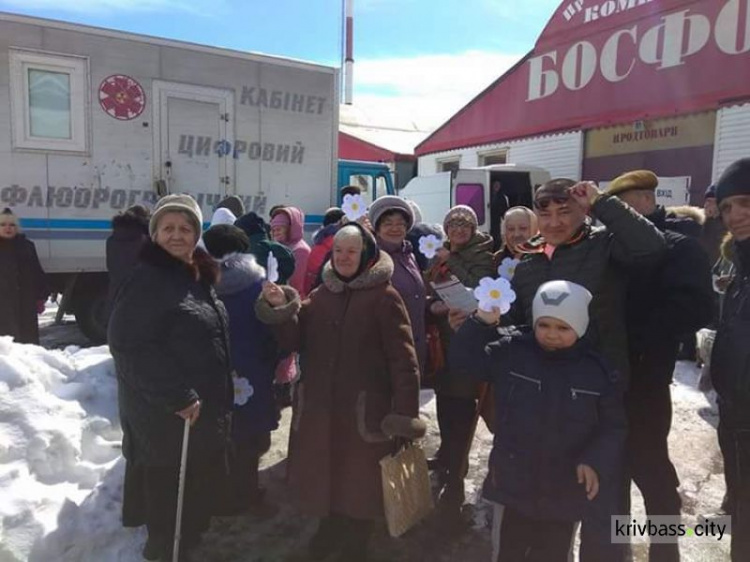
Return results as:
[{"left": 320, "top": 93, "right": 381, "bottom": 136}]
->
[{"left": 0, "top": 323, "right": 732, "bottom": 561}]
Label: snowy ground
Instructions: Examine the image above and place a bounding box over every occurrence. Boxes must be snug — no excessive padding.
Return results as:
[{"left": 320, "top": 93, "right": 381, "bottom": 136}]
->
[{"left": 0, "top": 320, "right": 732, "bottom": 561}]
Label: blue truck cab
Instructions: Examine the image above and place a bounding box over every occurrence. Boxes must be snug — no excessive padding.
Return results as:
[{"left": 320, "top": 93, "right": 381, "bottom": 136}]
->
[{"left": 337, "top": 159, "right": 396, "bottom": 206}]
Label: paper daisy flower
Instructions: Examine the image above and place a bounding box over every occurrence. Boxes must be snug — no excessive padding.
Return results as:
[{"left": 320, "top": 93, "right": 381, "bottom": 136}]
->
[
  {"left": 497, "top": 257, "right": 520, "bottom": 281},
  {"left": 233, "top": 376, "right": 254, "bottom": 406},
  {"left": 418, "top": 234, "right": 443, "bottom": 259},
  {"left": 267, "top": 253, "right": 279, "bottom": 283},
  {"left": 342, "top": 193, "right": 367, "bottom": 221},
  {"left": 473, "top": 277, "right": 516, "bottom": 314}
]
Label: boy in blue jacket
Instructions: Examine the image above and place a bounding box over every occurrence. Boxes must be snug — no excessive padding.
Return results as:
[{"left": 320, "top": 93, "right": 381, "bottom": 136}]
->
[{"left": 450, "top": 280, "right": 627, "bottom": 561}]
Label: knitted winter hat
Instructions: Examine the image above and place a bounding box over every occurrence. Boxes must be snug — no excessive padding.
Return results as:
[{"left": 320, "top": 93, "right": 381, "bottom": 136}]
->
[
  {"left": 704, "top": 184, "right": 717, "bottom": 201},
  {"left": 443, "top": 205, "right": 478, "bottom": 233},
  {"left": 149, "top": 194, "right": 203, "bottom": 241},
  {"left": 532, "top": 280, "right": 593, "bottom": 338},
  {"left": 203, "top": 224, "right": 251, "bottom": 259},
  {"left": 210, "top": 207, "right": 237, "bottom": 227},
  {"left": 716, "top": 158, "right": 750, "bottom": 205},
  {"left": 368, "top": 196, "right": 415, "bottom": 231}
]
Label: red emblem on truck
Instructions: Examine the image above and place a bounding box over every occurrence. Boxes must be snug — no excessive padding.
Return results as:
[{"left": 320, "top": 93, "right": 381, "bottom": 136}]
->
[{"left": 98, "top": 74, "right": 146, "bottom": 120}]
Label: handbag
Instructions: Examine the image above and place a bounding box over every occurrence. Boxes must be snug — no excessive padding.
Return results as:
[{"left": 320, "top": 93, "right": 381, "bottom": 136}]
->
[{"left": 380, "top": 442, "right": 434, "bottom": 538}]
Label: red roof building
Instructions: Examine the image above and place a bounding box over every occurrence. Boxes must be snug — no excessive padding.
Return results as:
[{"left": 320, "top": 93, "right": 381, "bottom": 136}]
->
[{"left": 415, "top": 0, "right": 750, "bottom": 203}]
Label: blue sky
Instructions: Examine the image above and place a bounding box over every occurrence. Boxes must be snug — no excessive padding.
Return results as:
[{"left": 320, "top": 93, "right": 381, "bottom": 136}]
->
[{"left": 0, "top": 0, "right": 561, "bottom": 129}]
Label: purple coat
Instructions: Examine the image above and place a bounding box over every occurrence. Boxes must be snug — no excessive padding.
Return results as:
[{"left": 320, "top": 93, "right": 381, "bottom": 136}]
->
[{"left": 378, "top": 238, "right": 427, "bottom": 375}]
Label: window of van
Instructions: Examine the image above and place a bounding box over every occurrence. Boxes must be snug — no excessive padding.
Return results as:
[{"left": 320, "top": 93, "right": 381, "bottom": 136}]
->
[{"left": 10, "top": 50, "right": 88, "bottom": 153}]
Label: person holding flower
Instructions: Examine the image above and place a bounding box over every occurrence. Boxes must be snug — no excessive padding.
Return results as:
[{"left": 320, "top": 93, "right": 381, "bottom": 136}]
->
[
  {"left": 425, "top": 204, "right": 495, "bottom": 521},
  {"left": 203, "top": 224, "right": 280, "bottom": 514},
  {"left": 449, "top": 280, "right": 626, "bottom": 562},
  {"left": 255, "top": 223, "right": 424, "bottom": 561}
]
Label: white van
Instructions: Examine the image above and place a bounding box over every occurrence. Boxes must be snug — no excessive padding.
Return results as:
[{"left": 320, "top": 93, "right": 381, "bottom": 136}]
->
[{"left": 400, "top": 164, "right": 551, "bottom": 241}]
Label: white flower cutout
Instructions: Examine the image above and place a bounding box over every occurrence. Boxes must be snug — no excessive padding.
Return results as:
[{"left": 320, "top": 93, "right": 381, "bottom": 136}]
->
[
  {"left": 418, "top": 234, "right": 443, "bottom": 259},
  {"left": 474, "top": 277, "right": 517, "bottom": 314},
  {"left": 267, "top": 253, "right": 279, "bottom": 283},
  {"left": 342, "top": 193, "right": 367, "bottom": 221},
  {"left": 497, "top": 257, "right": 520, "bottom": 281},
  {"left": 233, "top": 375, "right": 254, "bottom": 406}
]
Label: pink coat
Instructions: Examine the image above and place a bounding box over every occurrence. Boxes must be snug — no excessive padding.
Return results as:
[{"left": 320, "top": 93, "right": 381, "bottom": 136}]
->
[{"left": 274, "top": 207, "right": 311, "bottom": 383}]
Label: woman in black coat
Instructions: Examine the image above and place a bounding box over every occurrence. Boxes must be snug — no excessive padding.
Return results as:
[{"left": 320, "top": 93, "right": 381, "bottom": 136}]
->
[
  {"left": 108, "top": 194, "right": 233, "bottom": 561},
  {"left": 0, "top": 208, "right": 48, "bottom": 344}
]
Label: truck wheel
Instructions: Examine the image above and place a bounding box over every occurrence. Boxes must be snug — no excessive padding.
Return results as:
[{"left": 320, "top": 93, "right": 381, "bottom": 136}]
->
[{"left": 75, "top": 284, "right": 109, "bottom": 344}]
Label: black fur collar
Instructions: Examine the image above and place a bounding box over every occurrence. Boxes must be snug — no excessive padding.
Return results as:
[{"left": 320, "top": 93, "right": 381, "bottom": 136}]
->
[{"left": 140, "top": 241, "right": 219, "bottom": 285}]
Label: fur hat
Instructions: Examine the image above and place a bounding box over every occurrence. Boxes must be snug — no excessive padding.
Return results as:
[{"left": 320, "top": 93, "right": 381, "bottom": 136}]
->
[
  {"left": 203, "top": 224, "right": 250, "bottom": 259},
  {"left": 149, "top": 194, "right": 203, "bottom": 241},
  {"left": 368, "top": 196, "right": 415, "bottom": 231},
  {"left": 606, "top": 170, "right": 659, "bottom": 196},
  {"left": 532, "top": 280, "right": 593, "bottom": 338},
  {"left": 443, "top": 205, "right": 478, "bottom": 233},
  {"left": 717, "top": 158, "right": 750, "bottom": 205}
]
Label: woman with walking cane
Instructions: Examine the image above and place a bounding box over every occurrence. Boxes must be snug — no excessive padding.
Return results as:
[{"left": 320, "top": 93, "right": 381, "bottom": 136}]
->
[{"left": 109, "top": 194, "right": 233, "bottom": 562}]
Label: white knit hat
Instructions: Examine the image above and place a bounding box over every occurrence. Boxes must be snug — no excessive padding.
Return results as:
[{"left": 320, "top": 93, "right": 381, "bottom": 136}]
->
[
  {"left": 532, "top": 280, "right": 592, "bottom": 338},
  {"left": 149, "top": 194, "right": 203, "bottom": 241}
]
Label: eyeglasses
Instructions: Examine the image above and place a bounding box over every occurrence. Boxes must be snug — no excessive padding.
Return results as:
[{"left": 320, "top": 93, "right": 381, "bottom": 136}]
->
[{"left": 533, "top": 196, "right": 570, "bottom": 211}]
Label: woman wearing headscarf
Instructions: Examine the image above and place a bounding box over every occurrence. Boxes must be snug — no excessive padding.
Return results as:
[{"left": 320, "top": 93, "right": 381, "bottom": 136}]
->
[
  {"left": 495, "top": 206, "right": 538, "bottom": 263},
  {"left": 257, "top": 223, "right": 424, "bottom": 561},
  {"left": 109, "top": 194, "right": 233, "bottom": 561},
  {"left": 425, "top": 204, "right": 495, "bottom": 520},
  {"left": 0, "top": 207, "right": 49, "bottom": 344}
]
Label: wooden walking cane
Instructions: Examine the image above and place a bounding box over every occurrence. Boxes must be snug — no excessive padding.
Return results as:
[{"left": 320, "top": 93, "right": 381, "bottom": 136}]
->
[{"left": 173, "top": 418, "right": 191, "bottom": 562}]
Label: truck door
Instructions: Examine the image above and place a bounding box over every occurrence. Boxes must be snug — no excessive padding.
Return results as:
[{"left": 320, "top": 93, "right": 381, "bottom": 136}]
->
[
  {"left": 451, "top": 169, "right": 488, "bottom": 230},
  {"left": 488, "top": 171, "right": 534, "bottom": 245},
  {"left": 153, "top": 81, "right": 234, "bottom": 214}
]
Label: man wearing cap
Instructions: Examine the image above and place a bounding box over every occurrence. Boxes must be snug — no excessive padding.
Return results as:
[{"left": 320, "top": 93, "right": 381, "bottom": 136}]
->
[
  {"left": 607, "top": 170, "right": 713, "bottom": 562},
  {"left": 500, "top": 178, "right": 665, "bottom": 561},
  {"left": 711, "top": 158, "right": 750, "bottom": 561}
]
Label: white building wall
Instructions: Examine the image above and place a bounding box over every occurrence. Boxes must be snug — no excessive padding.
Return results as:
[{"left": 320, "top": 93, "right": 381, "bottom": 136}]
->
[
  {"left": 418, "top": 131, "right": 583, "bottom": 180},
  {"left": 713, "top": 104, "right": 750, "bottom": 183}
]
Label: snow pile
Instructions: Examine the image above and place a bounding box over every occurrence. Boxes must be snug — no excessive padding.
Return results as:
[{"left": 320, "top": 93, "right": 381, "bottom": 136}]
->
[{"left": 0, "top": 337, "right": 134, "bottom": 562}]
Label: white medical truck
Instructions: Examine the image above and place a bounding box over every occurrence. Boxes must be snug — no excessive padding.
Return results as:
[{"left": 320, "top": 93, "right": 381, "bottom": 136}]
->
[{"left": 0, "top": 12, "right": 395, "bottom": 342}]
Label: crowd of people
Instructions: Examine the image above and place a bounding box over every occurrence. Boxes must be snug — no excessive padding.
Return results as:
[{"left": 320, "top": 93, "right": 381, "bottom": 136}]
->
[{"left": 3, "top": 158, "right": 750, "bottom": 562}]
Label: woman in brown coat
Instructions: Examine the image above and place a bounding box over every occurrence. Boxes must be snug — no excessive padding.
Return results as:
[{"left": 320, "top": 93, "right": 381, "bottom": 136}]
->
[{"left": 257, "top": 223, "right": 424, "bottom": 561}]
